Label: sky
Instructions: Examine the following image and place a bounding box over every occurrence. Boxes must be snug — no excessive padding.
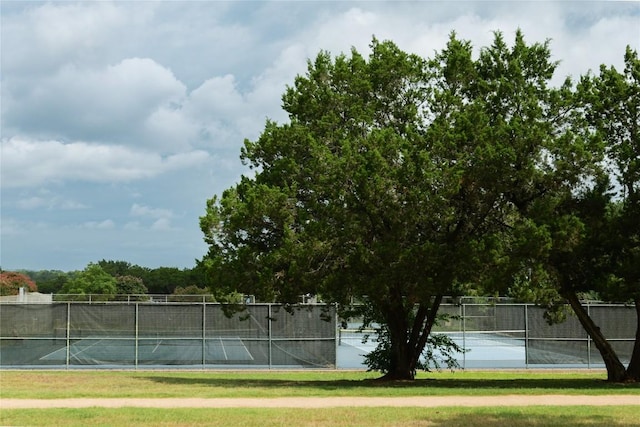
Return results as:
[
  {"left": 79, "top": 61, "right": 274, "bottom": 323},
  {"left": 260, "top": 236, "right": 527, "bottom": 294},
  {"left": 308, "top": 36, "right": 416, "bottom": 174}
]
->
[{"left": 1, "top": 1, "right": 639, "bottom": 272}]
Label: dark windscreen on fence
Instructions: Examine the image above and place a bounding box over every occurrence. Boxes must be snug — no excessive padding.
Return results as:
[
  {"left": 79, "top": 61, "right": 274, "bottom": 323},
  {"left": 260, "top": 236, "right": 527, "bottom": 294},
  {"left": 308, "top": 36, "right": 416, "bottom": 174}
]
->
[
  {"left": 0, "top": 303, "right": 337, "bottom": 368},
  {"left": 0, "top": 301, "right": 635, "bottom": 369}
]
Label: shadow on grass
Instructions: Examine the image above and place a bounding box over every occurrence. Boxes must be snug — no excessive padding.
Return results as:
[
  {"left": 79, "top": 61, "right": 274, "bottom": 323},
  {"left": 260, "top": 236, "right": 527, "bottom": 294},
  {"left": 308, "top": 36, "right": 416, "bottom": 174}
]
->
[
  {"left": 143, "top": 376, "right": 639, "bottom": 392},
  {"left": 0, "top": 409, "right": 632, "bottom": 427},
  {"left": 424, "top": 413, "right": 626, "bottom": 427}
]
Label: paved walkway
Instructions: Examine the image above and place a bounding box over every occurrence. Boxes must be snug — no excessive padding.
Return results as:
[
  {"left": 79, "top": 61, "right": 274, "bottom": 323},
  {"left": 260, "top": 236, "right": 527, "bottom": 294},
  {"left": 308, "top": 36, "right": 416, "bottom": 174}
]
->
[{"left": 2, "top": 395, "right": 639, "bottom": 409}]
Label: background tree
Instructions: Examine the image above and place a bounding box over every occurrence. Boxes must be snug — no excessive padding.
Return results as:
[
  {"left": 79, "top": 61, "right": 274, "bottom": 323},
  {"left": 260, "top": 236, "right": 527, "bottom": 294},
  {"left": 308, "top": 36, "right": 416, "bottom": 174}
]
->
[
  {"left": 201, "top": 31, "right": 584, "bottom": 380},
  {"left": 0, "top": 271, "right": 37, "bottom": 296},
  {"left": 169, "top": 285, "right": 217, "bottom": 302},
  {"left": 115, "top": 275, "right": 148, "bottom": 298},
  {"left": 96, "top": 260, "right": 201, "bottom": 294},
  {"left": 583, "top": 48, "right": 640, "bottom": 367},
  {"left": 506, "top": 46, "right": 639, "bottom": 382},
  {"left": 144, "top": 267, "right": 192, "bottom": 294},
  {"left": 98, "top": 260, "right": 136, "bottom": 277},
  {"left": 60, "top": 263, "right": 117, "bottom": 300},
  {"left": 567, "top": 46, "right": 639, "bottom": 381},
  {"left": 23, "top": 270, "right": 69, "bottom": 294}
]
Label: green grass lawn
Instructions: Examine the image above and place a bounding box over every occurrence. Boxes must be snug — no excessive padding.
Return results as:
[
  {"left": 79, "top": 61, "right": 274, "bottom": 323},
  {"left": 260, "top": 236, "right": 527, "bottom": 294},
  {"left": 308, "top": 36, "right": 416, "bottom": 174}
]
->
[
  {"left": 1, "top": 370, "right": 639, "bottom": 426},
  {"left": 1, "top": 370, "right": 638, "bottom": 399},
  {"left": 3, "top": 406, "right": 640, "bottom": 427}
]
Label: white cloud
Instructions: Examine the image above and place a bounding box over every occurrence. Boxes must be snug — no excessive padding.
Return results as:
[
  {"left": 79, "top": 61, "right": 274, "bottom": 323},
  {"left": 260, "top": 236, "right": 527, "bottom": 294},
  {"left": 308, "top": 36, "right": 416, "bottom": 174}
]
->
[
  {"left": 130, "top": 203, "right": 174, "bottom": 231},
  {"left": 142, "top": 105, "right": 198, "bottom": 151},
  {"left": 14, "top": 196, "right": 87, "bottom": 211},
  {"left": 2, "top": 2, "right": 133, "bottom": 74},
  {"left": 151, "top": 218, "right": 172, "bottom": 231},
  {"left": 0, "top": 137, "right": 210, "bottom": 188},
  {"left": 0, "top": 217, "right": 49, "bottom": 236},
  {"left": 1, "top": 0, "right": 637, "bottom": 272},
  {"left": 181, "top": 71, "right": 288, "bottom": 149},
  {"left": 188, "top": 75, "right": 245, "bottom": 120},
  {"left": 3, "top": 58, "right": 187, "bottom": 148},
  {"left": 81, "top": 219, "right": 116, "bottom": 230},
  {"left": 15, "top": 197, "right": 48, "bottom": 210},
  {"left": 130, "top": 203, "right": 173, "bottom": 220}
]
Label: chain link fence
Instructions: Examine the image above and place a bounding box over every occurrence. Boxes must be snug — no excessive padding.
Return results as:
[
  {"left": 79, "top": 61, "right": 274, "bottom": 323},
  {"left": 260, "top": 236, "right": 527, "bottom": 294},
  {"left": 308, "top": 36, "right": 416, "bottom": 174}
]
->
[
  {"left": 0, "top": 300, "right": 636, "bottom": 369},
  {"left": 0, "top": 302, "right": 336, "bottom": 368}
]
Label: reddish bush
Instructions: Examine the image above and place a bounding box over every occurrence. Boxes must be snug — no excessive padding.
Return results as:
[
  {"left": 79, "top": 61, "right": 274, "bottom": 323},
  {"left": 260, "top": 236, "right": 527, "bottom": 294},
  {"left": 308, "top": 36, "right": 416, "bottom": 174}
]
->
[{"left": 0, "top": 271, "right": 38, "bottom": 296}]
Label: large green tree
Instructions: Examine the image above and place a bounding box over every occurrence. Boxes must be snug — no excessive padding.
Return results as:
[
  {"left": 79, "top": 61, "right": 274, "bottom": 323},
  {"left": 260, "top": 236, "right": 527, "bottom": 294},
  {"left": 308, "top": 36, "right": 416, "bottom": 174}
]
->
[
  {"left": 201, "top": 31, "right": 587, "bottom": 380},
  {"left": 508, "top": 46, "right": 639, "bottom": 382},
  {"left": 581, "top": 46, "right": 640, "bottom": 313},
  {"left": 60, "top": 263, "right": 117, "bottom": 300},
  {"left": 565, "top": 46, "right": 638, "bottom": 381}
]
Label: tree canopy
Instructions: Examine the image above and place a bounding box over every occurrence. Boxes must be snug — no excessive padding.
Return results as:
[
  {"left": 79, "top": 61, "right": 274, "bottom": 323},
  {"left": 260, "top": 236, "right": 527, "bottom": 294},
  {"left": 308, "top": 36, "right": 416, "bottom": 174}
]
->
[
  {"left": 523, "top": 46, "right": 640, "bottom": 382},
  {"left": 0, "top": 271, "right": 37, "bottom": 296},
  {"left": 201, "top": 30, "right": 599, "bottom": 380},
  {"left": 60, "top": 263, "right": 117, "bottom": 299}
]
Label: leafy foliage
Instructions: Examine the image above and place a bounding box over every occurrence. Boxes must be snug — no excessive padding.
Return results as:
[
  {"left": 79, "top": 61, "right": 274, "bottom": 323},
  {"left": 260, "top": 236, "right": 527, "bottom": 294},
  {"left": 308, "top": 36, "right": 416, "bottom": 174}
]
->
[
  {"left": 201, "top": 31, "right": 590, "bottom": 379},
  {"left": 115, "top": 275, "right": 148, "bottom": 298},
  {"left": 0, "top": 271, "right": 37, "bottom": 296},
  {"left": 169, "top": 285, "right": 216, "bottom": 302},
  {"left": 363, "top": 316, "right": 464, "bottom": 376},
  {"left": 60, "top": 263, "right": 117, "bottom": 300}
]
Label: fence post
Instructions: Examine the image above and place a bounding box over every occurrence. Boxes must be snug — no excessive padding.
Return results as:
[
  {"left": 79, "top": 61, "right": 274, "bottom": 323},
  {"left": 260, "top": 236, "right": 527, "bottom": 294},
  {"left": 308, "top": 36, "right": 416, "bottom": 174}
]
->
[
  {"left": 268, "top": 304, "right": 272, "bottom": 369},
  {"left": 335, "top": 304, "right": 339, "bottom": 368},
  {"left": 66, "top": 302, "right": 71, "bottom": 369},
  {"left": 202, "top": 301, "right": 206, "bottom": 368},
  {"left": 524, "top": 304, "right": 529, "bottom": 369},
  {"left": 461, "top": 303, "right": 466, "bottom": 370},
  {"left": 135, "top": 303, "right": 139, "bottom": 369},
  {"left": 587, "top": 303, "right": 591, "bottom": 368}
]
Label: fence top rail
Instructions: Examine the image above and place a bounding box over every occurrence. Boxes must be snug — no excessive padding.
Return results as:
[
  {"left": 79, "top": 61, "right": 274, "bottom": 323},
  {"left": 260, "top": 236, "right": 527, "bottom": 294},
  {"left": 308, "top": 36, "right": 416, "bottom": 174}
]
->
[
  {"left": 1, "top": 293, "right": 633, "bottom": 307},
  {"left": 0, "top": 299, "right": 336, "bottom": 308}
]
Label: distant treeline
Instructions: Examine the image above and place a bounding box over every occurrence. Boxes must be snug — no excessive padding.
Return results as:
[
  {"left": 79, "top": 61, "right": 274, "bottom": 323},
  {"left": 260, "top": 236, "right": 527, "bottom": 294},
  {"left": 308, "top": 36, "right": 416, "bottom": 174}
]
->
[{"left": 17, "top": 260, "right": 207, "bottom": 295}]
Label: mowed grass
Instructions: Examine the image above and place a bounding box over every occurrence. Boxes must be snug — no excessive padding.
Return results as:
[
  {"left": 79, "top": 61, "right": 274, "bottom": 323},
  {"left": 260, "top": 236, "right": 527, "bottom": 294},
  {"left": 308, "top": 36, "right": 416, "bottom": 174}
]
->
[
  {"left": 1, "top": 370, "right": 639, "bottom": 426},
  {"left": 3, "top": 406, "right": 640, "bottom": 427},
  {"left": 1, "top": 370, "right": 638, "bottom": 399}
]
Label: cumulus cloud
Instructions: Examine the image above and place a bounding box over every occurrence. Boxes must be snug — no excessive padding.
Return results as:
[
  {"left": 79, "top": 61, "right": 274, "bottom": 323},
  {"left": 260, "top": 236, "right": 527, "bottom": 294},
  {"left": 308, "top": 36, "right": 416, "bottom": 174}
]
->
[
  {"left": 2, "top": 2, "right": 132, "bottom": 74},
  {"left": 3, "top": 58, "right": 188, "bottom": 149},
  {"left": 14, "top": 197, "right": 49, "bottom": 210},
  {"left": 0, "top": 217, "right": 50, "bottom": 236},
  {"left": 180, "top": 70, "right": 290, "bottom": 150},
  {"left": 130, "top": 203, "right": 173, "bottom": 220},
  {"left": 1, "top": 0, "right": 637, "bottom": 271},
  {"left": 14, "top": 195, "right": 87, "bottom": 211},
  {"left": 151, "top": 218, "right": 173, "bottom": 231},
  {"left": 81, "top": 219, "right": 116, "bottom": 229},
  {"left": 130, "top": 203, "right": 174, "bottom": 230},
  {"left": 0, "top": 137, "right": 210, "bottom": 188}
]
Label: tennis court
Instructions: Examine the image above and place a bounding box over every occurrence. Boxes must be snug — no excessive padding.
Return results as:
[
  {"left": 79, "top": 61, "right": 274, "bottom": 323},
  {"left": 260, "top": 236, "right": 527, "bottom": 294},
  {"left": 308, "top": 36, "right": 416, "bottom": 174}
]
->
[
  {"left": 38, "top": 337, "right": 255, "bottom": 365},
  {"left": 338, "top": 329, "right": 528, "bottom": 369},
  {"left": 1, "top": 301, "right": 635, "bottom": 369},
  {"left": 0, "top": 303, "right": 337, "bottom": 368}
]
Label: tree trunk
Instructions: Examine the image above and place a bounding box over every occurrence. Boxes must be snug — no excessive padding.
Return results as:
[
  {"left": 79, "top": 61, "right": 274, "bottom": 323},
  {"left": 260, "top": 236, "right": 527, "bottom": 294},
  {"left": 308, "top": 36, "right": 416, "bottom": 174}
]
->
[
  {"left": 382, "top": 321, "right": 413, "bottom": 380},
  {"left": 380, "top": 295, "right": 443, "bottom": 381},
  {"left": 624, "top": 298, "right": 640, "bottom": 381},
  {"left": 412, "top": 294, "right": 444, "bottom": 368},
  {"left": 563, "top": 290, "right": 628, "bottom": 382}
]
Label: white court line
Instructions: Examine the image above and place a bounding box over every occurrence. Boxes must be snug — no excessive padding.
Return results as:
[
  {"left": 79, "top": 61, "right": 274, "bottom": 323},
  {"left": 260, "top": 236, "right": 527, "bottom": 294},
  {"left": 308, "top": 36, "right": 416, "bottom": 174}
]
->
[
  {"left": 236, "top": 338, "right": 254, "bottom": 361},
  {"left": 219, "top": 338, "right": 228, "bottom": 360},
  {"left": 211, "top": 338, "right": 254, "bottom": 361},
  {"left": 69, "top": 340, "right": 105, "bottom": 360},
  {"left": 39, "top": 339, "right": 104, "bottom": 361}
]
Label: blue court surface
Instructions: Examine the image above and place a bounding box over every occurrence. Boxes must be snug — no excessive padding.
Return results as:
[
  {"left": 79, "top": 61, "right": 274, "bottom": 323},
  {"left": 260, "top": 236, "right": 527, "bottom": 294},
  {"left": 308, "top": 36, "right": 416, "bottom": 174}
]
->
[
  {"left": 38, "top": 338, "right": 255, "bottom": 365},
  {"left": 338, "top": 331, "right": 527, "bottom": 369}
]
